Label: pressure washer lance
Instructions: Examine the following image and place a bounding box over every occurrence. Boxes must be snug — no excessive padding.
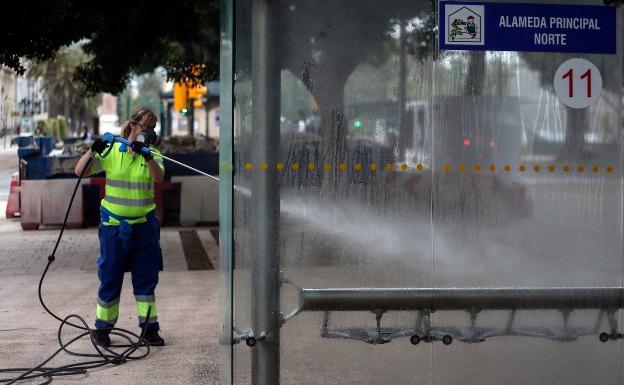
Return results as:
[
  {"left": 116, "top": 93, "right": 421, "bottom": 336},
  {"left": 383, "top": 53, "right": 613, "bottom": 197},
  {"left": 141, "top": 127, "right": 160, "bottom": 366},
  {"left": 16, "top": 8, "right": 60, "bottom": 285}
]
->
[
  {"left": 101, "top": 133, "right": 260, "bottom": 200},
  {"left": 102, "top": 132, "right": 220, "bottom": 182}
]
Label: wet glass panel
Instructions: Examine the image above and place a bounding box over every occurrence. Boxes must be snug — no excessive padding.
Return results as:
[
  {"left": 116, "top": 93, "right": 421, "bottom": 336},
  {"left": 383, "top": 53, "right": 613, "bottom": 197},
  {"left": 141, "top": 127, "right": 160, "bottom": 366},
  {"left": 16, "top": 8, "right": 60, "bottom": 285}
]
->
[
  {"left": 231, "top": 0, "right": 254, "bottom": 382},
  {"left": 228, "top": 0, "right": 623, "bottom": 384},
  {"left": 219, "top": 0, "right": 234, "bottom": 383},
  {"left": 232, "top": 0, "right": 436, "bottom": 383},
  {"left": 430, "top": 1, "right": 623, "bottom": 384}
]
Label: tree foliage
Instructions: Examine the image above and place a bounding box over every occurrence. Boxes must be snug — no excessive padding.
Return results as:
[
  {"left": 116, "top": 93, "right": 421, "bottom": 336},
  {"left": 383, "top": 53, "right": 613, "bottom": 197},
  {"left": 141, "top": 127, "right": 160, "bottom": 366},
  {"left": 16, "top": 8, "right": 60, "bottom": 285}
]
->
[
  {"left": 117, "top": 73, "right": 165, "bottom": 121},
  {"left": 28, "top": 46, "right": 101, "bottom": 130},
  {"left": 1, "top": 1, "right": 219, "bottom": 95}
]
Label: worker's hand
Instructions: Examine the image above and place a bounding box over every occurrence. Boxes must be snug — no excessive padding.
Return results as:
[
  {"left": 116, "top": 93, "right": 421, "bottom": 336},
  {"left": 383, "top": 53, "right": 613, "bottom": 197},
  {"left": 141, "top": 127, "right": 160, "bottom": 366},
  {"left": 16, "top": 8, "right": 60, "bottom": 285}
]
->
[
  {"left": 90, "top": 139, "right": 108, "bottom": 155},
  {"left": 130, "top": 141, "right": 153, "bottom": 161}
]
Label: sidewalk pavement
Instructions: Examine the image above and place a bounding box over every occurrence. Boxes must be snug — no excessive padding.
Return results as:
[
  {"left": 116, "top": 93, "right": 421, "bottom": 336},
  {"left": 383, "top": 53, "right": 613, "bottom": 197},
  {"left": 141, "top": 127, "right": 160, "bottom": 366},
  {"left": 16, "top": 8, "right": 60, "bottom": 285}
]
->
[{"left": 0, "top": 215, "right": 222, "bottom": 385}]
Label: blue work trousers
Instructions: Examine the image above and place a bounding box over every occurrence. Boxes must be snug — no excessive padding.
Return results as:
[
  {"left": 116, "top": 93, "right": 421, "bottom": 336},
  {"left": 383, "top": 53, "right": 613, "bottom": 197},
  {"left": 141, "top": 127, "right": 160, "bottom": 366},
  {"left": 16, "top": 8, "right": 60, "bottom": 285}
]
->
[{"left": 95, "top": 212, "right": 163, "bottom": 330}]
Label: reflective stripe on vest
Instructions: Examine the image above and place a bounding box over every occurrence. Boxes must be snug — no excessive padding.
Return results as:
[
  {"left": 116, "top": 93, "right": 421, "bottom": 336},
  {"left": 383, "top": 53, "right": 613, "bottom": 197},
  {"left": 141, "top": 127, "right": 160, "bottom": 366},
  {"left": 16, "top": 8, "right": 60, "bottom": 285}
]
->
[
  {"left": 104, "top": 195, "right": 155, "bottom": 207},
  {"left": 106, "top": 178, "right": 153, "bottom": 190}
]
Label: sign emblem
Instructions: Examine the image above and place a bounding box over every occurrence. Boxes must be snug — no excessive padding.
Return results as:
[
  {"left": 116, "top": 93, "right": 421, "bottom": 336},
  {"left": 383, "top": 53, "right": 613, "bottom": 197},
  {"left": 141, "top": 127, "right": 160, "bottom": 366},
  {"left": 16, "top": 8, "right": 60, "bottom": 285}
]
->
[{"left": 444, "top": 5, "right": 485, "bottom": 46}]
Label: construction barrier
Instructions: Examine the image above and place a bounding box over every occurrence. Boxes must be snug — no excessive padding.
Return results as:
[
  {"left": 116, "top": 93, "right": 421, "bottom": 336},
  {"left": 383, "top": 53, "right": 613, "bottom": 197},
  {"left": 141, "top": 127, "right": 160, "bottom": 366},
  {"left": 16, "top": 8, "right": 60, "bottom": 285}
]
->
[
  {"left": 171, "top": 176, "right": 218, "bottom": 226},
  {"left": 20, "top": 179, "right": 88, "bottom": 230},
  {"left": 5, "top": 173, "right": 19, "bottom": 218}
]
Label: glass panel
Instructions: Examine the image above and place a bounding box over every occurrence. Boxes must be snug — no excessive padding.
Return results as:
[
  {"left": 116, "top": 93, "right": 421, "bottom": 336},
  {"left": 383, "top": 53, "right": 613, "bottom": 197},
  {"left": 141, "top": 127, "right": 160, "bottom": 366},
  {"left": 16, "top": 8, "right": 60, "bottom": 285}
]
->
[
  {"left": 231, "top": 0, "right": 436, "bottom": 383},
  {"left": 430, "top": 1, "right": 623, "bottom": 384},
  {"left": 219, "top": 0, "right": 234, "bottom": 383},
  {"left": 232, "top": 0, "right": 253, "bottom": 382}
]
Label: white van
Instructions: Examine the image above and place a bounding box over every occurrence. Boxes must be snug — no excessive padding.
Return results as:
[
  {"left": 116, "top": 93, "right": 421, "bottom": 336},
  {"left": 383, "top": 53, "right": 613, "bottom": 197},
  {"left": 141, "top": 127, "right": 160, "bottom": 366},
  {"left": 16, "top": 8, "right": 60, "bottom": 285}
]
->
[
  {"left": 18, "top": 118, "right": 34, "bottom": 137},
  {"left": 99, "top": 114, "right": 121, "bottom": 136}
]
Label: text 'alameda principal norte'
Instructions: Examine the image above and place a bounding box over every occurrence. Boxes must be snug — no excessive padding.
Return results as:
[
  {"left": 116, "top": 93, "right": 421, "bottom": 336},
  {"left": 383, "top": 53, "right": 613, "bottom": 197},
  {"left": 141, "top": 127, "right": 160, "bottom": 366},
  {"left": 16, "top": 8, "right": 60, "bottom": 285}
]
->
[{"left": 439, "top": 1, "right": 616, "bottom": 54}]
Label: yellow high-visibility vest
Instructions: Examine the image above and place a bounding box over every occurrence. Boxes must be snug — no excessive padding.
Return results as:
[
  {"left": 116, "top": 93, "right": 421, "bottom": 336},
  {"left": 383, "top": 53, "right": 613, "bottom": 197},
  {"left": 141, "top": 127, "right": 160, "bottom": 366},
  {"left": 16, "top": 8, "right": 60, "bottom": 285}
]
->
[{"left": 90, "top": 142, "right": 164, "bottom": 222}]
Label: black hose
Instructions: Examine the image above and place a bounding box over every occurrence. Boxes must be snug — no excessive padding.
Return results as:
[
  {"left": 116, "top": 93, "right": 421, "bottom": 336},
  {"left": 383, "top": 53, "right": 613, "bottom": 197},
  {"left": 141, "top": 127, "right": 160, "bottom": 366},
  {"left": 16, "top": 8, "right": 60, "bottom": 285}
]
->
[{"left": 0, "top": 155, "right": 152, "bottom": 384}]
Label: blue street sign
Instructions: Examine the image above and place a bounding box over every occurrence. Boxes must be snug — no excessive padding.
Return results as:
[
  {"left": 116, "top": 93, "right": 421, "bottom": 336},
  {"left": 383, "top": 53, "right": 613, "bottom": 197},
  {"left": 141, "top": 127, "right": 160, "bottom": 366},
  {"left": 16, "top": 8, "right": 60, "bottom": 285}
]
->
[{"left": 439, "top": 1, "right": 616, "bottom": 54}]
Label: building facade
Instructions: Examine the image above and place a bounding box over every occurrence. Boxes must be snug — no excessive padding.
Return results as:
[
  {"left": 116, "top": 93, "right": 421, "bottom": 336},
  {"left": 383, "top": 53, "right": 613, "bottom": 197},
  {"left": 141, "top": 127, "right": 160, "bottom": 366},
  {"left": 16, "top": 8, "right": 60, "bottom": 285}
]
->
[{"left": 0, "top": 68, "right": 17, "bottom": 137}]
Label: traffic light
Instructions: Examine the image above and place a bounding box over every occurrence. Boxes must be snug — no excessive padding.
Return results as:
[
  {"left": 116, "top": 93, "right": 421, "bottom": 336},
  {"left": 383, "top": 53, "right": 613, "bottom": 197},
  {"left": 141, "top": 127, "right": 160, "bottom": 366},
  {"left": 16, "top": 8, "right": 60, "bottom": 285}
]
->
[
  {"left": 354, "top": 119, "right": 363, "bottom": 129},
  {"left": 174, "top": 76, "right": 206, "bottom": 114},
  {"left": 173, "top": 81, "right": 188, "bottom": 113},
  {"left": 188, "top": 84, "right": 207, "bottom": 108}
]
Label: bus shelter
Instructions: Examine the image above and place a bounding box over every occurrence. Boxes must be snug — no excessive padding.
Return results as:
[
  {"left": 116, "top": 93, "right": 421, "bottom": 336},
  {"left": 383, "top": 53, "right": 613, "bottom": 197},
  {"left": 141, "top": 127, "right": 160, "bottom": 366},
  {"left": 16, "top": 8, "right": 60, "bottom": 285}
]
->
[{"left": 219, "top": 1, "right": 624, "bottom": 384}]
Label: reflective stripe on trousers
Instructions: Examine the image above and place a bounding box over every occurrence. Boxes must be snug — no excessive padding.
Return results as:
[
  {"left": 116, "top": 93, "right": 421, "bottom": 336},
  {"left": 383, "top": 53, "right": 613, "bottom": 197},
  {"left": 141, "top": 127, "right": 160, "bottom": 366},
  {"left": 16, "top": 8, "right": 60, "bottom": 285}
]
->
[
  {"left": 136, "top": 297, "right": 158, "bottom": 324},
  {"left": 96, "top": 297, "right": 120, "bottom": 325}
]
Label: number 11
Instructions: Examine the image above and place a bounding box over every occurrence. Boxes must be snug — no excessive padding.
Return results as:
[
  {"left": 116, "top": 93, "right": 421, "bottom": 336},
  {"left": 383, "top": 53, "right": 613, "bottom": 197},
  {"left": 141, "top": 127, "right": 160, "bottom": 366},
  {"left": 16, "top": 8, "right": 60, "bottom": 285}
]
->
[{"left": 563, "top": 68, "right": 592, "bottom": 98}]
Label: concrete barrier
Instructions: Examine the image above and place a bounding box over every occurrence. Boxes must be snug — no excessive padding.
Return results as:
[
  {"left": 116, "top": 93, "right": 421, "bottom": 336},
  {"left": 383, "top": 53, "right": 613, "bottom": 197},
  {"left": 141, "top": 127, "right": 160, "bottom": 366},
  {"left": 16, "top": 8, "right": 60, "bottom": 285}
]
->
[
  {"left": 20, "top": 179, "right": 87, "bottom": 230},
  {"left": 171, "top": 176, "right": 218, "bottom": 226}
]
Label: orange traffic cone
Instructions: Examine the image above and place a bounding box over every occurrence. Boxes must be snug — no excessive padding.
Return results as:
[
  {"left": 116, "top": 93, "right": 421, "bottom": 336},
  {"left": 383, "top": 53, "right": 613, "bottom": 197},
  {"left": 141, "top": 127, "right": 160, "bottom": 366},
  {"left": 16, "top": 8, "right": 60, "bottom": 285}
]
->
[{"left": 6, "top": 172, "right": 20, "bottom": 218}]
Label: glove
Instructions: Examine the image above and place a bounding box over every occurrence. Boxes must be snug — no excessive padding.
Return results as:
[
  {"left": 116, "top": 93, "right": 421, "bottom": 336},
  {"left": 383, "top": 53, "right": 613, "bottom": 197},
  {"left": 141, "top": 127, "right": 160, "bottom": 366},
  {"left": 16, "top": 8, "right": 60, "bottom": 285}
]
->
[
  {"left": 131, "top": 141, "right": 153, "bottom": 161},
  {"left": 90, "top": 139, "right": 108, "bottom": 155}
]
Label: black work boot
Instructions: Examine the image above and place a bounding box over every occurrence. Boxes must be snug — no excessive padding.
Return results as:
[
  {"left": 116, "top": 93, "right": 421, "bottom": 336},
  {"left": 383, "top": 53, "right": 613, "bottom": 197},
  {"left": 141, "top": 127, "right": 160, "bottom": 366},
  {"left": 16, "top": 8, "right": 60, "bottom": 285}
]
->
[
  {"left": 142, "top": 328, "right": 165, "bottom": 346},
  {"left": 92, "top": 329, "right": 111, "bottom": 347}
]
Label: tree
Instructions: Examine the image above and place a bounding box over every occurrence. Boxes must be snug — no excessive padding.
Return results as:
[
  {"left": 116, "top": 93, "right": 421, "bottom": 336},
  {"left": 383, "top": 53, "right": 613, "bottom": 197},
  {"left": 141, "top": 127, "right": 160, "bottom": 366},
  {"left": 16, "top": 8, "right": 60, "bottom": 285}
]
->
[
  {"left": 270, "top": 0, "right": 431, "bottom": 162},
  {"left": 134, "top": 73, "right": 165, "bottom": 116},
  {"left": 0, "top": 1, "right": 219, "bottom": 95},
  {"left": 117, "top": 73, "right": 165, "bottom": 121},
  {"left": 28, "top": 46, "right": 100, "bottom": 132}
]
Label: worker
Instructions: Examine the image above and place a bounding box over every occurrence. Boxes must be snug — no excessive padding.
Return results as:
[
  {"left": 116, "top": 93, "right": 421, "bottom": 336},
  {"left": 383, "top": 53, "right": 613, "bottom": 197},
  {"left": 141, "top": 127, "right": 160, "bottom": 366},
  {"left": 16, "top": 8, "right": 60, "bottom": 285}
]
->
[{"left": 74, "top": 108, "right": 165, "bottom": 347}]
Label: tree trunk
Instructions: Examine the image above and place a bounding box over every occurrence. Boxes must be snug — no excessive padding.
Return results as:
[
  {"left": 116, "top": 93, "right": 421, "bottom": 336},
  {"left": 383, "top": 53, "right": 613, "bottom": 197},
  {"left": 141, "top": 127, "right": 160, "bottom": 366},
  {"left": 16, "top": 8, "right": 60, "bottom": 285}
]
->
[
  {"left": 71, "top": 108, "right": 79, "bottom": 132},
  {"left": 46, "top": 62, "right": 62, "bottom": 117},
  {"left": 397, "top": 16, "right": 409, "bottom": 162},
  {"left": 308, "top": 65, "right": 352, "bottom": 167},
  {"left": 465, "top": 51, "right": 486, "bottom": 96},
  {"left": 63, "top": 83, "right": 70, "bottom": 132},
  {"left": 317, "top": 86, "right": 346, "bottom": 163},
  {"left": 48, "top": 95, "right": 63, "bottom": 118},
  {"left": 63, "top": 96, "right": 71, "bottom": 127},
  {"left": 562, "top": 107, "right": 587, "bottom": 160}
]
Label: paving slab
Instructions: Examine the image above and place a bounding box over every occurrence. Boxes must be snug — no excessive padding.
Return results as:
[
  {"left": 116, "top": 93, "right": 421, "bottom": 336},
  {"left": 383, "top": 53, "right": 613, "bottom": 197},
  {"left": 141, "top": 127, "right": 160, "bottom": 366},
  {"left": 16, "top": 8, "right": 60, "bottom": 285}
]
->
[
  {"left": 0, "top": 271, "right": 222, "bottom": 385},
  {"left": 0, "top": 226, "right": 216, "bottom": 276}
]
